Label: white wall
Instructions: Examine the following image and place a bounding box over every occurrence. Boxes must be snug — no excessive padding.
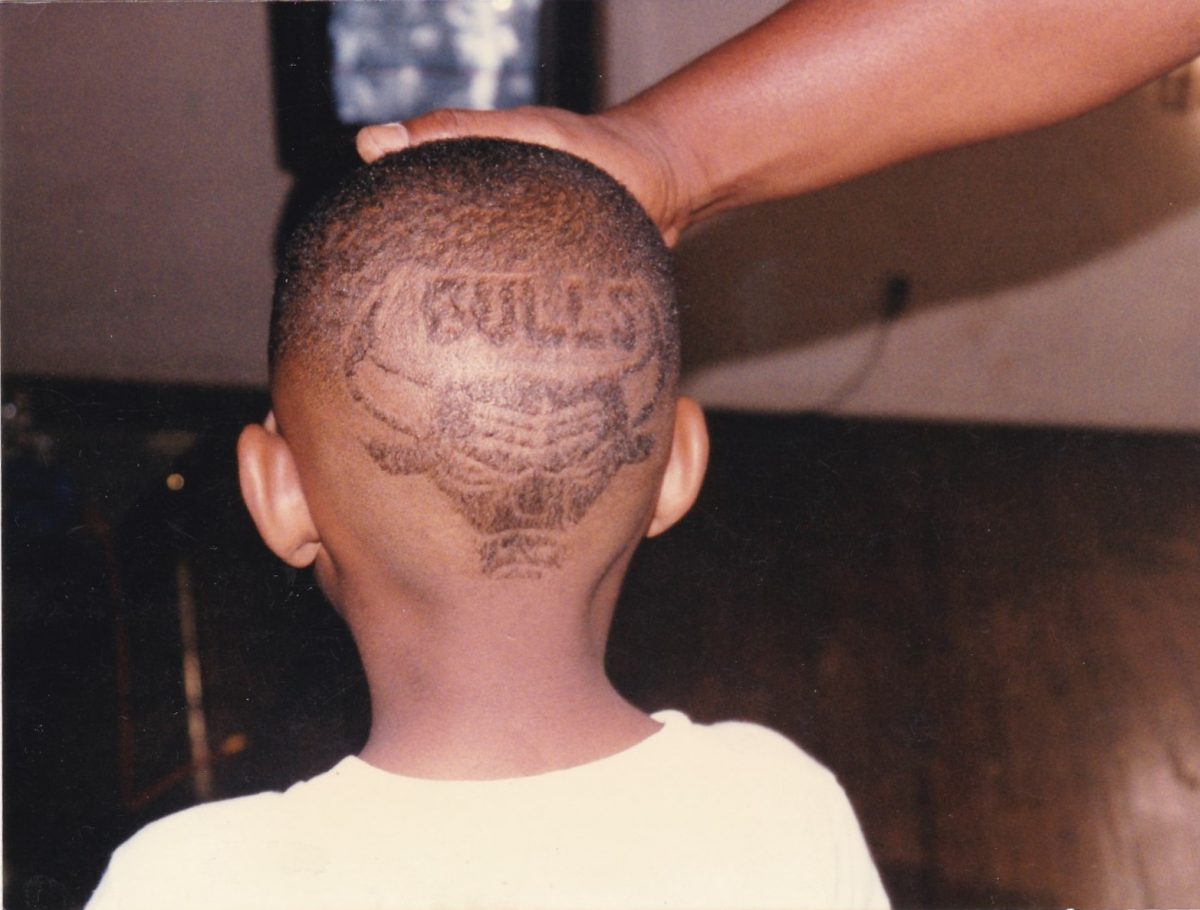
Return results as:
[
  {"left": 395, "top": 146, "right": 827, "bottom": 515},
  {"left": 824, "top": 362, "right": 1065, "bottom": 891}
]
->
[
  {"left": 4, "top": 2, "right": 1197, "bottom": 431},
  {"left": 604, "top": 1, "right": 1200, "bottom": 432},
  {"left": 1, "top": 3, "right": 290, "bottom": 387},
  {"left": 601, "top": 0, "right": 789, "bottom": 105}
]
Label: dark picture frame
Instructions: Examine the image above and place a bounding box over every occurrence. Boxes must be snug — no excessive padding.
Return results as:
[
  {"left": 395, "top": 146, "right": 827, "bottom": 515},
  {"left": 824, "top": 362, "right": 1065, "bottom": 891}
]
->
[{"left": 267, "top": 0, "right": 600, "bottom": 255}]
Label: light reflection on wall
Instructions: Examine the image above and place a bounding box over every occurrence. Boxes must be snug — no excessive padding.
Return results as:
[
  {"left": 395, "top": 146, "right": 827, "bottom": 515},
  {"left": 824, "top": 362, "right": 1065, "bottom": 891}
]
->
[{"left": 330, "top": 0, "right": 542, "bottom": 124}]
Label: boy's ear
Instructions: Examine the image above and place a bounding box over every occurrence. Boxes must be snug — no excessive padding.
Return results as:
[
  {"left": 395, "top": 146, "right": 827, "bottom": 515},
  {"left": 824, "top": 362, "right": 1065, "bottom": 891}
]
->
[
  {"left": 237, "top": 412, "right": 321, "bottom": 568},
  {"left": 647, "top": 397, "right": 709, "bottom": 538}
]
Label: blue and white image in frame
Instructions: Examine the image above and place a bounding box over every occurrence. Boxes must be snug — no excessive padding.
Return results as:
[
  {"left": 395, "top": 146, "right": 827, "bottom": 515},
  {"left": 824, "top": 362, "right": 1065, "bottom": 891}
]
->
[{"left": 330, "top": 0, "right": 543, "bottom": 125}]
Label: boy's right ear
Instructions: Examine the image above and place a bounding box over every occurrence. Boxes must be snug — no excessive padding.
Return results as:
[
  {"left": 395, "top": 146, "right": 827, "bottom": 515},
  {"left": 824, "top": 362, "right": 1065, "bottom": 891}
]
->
[{"left": 237, "top": 412, "right": 321, "bottom": 568}]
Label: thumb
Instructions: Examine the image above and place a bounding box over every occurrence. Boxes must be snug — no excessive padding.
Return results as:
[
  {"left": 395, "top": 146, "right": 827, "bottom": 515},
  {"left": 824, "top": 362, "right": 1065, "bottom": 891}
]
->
[
  {"left": 357, "top": 109, "right": 507, "bottom": 162},
  {"left": 355, "top": 122, "right": 410, "bottom": 163}
]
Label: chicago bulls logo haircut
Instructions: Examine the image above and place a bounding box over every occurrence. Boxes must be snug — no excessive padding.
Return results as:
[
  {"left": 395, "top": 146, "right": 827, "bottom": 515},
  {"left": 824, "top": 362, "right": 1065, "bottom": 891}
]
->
[{"left": 270, "top": 139, "right": 677, "bottom": 578}]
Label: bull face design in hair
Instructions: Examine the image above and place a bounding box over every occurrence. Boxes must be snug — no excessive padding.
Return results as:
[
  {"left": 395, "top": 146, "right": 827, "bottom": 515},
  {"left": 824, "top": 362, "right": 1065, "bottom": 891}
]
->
[{"left": 343, "top": 272, "right": 671, "bottom": 577}]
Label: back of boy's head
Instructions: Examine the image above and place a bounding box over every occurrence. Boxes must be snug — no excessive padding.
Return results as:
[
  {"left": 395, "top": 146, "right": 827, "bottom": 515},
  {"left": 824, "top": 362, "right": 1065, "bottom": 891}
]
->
[{"left": 265, "top": 139, "right": 682, "bottom": 596}]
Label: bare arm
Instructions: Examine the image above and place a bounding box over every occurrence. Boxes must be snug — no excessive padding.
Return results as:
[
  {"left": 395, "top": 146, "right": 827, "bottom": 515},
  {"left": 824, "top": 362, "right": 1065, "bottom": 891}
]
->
[{"left": 358, "top": 0, "right": 1200, "bottom": 244}]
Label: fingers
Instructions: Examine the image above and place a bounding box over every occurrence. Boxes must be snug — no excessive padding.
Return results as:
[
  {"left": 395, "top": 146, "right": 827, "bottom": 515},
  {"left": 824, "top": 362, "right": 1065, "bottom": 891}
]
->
[
  {"left": 356, "top": 110, "right": 513, "bottom": 163},
  {"left": 357, "top": 108, "right": 560, "bottom": 163},
  {"left": 356, "top": 122, "right": 409, "bottom": 163}
]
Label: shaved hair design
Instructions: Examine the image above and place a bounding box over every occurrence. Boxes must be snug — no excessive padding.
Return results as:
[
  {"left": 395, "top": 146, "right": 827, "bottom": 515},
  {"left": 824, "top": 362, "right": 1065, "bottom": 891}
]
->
[{"left": 271, "top": 140, "right": 678, "bottom": 577}]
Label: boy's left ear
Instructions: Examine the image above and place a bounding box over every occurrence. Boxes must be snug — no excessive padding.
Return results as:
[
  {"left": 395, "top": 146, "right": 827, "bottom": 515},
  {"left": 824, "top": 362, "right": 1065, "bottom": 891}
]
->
[
  {"left": 237, "top": 411, "right": 322, "bottom": 568},
  {"left": 647, "top": 397, "right": 709, "bottom": 538}
]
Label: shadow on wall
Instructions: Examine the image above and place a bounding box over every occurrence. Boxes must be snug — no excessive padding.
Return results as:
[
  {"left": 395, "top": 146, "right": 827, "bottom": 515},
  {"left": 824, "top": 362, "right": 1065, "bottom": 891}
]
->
[{"left": 675, "top": 86, "right": 1200, "bottom": 374}]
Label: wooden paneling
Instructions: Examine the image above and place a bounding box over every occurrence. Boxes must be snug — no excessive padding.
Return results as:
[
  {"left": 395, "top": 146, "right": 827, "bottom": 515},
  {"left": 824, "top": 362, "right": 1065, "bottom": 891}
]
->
[{"left": 613, "top": 414, "right": 1200, "bottom": 908}]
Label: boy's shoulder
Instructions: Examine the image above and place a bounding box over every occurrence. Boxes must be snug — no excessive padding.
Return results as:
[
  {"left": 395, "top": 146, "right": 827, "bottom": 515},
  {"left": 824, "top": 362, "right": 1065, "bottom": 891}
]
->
[
  {"left": 642, "top": 710, "right": 857, "bottom": 829},
  {"left": 648, "top": 709, "right": 839, "bottom": 793},
  {"left": 696, "top": 713, "right": 833, "bottom": 768},
  {"left": 85, "top": 761, "right": 356, "bottom": 910}
]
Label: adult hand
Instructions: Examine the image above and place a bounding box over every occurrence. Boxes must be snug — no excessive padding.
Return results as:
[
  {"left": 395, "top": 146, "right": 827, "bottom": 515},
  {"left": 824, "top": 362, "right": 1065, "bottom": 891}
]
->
[{"left": 357, "top": 106, "right": 698, "bottom": 246}]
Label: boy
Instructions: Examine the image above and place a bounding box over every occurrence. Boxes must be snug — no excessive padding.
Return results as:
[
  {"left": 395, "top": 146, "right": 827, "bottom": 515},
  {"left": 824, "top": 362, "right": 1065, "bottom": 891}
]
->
[{"left": 88, "top": 139, "right": 888, "bottom": 909}]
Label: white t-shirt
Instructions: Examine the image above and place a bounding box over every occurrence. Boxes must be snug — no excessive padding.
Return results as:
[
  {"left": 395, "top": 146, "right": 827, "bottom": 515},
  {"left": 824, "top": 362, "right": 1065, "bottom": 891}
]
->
[{"left": 87, "top": 710, "right": 888, "bottom": 909}]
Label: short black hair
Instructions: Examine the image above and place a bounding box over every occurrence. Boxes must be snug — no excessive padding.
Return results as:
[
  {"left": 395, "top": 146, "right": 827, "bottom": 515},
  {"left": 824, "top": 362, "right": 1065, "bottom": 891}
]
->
[{"left": 270, "top": 139, "right": 678, "bottom": 578}]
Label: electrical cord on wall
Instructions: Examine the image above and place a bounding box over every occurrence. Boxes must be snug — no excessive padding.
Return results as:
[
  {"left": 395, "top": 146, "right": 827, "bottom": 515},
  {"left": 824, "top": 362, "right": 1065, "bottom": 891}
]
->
[{"left": 816, "top": 273, "right": 910, "bottom": 413}]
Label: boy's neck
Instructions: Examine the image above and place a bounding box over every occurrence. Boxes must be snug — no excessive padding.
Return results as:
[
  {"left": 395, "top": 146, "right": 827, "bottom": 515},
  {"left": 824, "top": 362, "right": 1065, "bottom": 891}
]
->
[{"left": 350, "top": 578, "right": 658, "bottom": 781}]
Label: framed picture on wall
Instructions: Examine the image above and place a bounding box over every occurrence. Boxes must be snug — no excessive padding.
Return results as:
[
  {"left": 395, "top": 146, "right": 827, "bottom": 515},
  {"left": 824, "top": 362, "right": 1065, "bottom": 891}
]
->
[{"left": 269, "top": 0, "right": 599, "bottom": 251}]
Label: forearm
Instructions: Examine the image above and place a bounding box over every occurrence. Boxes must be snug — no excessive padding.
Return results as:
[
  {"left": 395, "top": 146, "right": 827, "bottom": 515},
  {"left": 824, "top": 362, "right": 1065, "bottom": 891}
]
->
[{"left": 608, "top": 0, "right": 1200, "bottom": 236}]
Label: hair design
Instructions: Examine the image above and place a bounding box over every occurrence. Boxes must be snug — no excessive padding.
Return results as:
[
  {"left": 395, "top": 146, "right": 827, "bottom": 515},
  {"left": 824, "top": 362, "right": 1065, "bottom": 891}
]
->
[{"left": 271, "top": 139, "right": 677, "bottom": 577}]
